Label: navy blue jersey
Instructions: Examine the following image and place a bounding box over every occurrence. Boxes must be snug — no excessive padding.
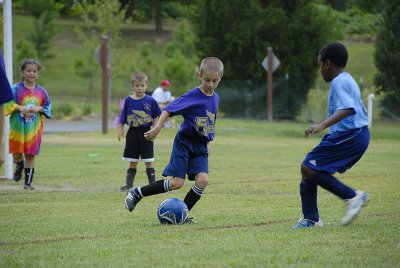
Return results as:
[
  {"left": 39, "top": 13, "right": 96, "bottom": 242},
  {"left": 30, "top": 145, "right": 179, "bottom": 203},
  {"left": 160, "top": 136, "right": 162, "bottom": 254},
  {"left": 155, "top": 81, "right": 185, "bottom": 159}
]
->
[
  {"left": 165, "top": 87, "right": 220, "bottom": 142},
  {"left": 0, "top": 51, "right": 14, "bottom": 104},
  {"left": 119, "top": 95, "right": 161, "bottom": 128}
]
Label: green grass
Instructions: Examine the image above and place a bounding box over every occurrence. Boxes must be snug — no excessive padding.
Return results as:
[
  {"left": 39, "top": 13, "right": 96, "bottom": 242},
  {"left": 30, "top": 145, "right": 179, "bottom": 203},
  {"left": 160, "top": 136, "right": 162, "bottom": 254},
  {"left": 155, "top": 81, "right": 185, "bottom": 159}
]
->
[{"left": 1, "top": 119, "right": 399, "bottom": 267}]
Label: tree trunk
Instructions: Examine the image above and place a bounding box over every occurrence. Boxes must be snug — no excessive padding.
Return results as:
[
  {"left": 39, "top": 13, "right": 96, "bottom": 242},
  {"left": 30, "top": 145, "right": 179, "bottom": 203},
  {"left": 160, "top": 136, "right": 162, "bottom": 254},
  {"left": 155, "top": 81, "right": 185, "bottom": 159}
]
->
[{"left": 155, "top": 0, "right": 162, "bottom": 32}]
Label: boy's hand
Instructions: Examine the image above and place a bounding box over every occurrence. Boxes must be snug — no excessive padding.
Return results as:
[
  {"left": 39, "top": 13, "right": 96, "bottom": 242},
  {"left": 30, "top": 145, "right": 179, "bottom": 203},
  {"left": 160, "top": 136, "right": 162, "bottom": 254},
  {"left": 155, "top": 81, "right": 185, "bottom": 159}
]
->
[
  {"left": 144, "top": 126, "right": 161, "bottom": 141},
  {"left": 305, "top": 123, "right": 324, "bottom": 138},
  {"left": 118, "top": 132, "right": 124, "bottom": 141}
]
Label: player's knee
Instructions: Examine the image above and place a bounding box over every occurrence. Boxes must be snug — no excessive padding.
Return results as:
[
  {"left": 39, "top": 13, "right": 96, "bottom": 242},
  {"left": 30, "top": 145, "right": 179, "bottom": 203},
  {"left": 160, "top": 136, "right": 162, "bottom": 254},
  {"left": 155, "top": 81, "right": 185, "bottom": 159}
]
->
[
  {"left": 169, "top": 178, "right": 185, "bottom": 190},
  {"left": 301, "top": 164, "right": 316, "bottom": 181},
  {"left": 195, "top": 173, "right": 209, "bottom": 188}
]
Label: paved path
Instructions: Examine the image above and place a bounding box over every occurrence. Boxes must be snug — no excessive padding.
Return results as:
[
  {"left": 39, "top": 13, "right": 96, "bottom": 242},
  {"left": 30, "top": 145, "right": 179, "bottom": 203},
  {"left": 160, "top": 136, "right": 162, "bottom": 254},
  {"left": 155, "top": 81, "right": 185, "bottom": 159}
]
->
[{"left": 44, "top": 119, "right": 114, "bottom": 133}]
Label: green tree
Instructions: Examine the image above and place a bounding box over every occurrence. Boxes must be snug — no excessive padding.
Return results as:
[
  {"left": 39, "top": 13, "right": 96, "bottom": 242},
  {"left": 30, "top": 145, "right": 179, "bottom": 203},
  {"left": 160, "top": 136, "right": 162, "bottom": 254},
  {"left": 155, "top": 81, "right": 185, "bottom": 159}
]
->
[
  {"left": 19, "top": 0, "right": 61, "bottom": 61},
  {"left": 193, "top": 0, "right": 342, "bottom": 118},
  {"left": 73, "top": 0, "right": 126, "bottom": 100},
  {"left": 374, "top": 0, "right": 400, "bottom": 115},
  {"left": 164, "top": 19, "right": 197, "bottom": 95}
]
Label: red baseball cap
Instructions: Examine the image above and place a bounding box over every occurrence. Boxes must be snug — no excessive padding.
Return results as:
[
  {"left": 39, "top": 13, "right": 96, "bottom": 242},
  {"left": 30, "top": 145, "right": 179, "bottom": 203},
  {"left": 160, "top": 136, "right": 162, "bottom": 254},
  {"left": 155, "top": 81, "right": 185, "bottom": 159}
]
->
[{"left": 160, "top": 80, "right": 171, "bottom": 87}]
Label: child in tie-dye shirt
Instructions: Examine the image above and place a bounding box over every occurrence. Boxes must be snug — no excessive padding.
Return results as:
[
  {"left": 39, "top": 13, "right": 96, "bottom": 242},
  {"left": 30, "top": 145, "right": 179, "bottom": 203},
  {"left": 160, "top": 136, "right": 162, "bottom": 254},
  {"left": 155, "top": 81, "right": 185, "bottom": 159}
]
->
[{"left": 5, "top": 59, "right": 51, "bottom": 190}]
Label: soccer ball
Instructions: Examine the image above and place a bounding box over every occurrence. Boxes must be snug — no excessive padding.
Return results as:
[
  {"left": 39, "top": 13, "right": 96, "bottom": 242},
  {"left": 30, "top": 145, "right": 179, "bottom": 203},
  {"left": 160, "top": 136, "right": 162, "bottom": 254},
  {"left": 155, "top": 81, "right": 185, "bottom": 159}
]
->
[{"left": 157, "top": 198, "right": 189, "bottom": 225}]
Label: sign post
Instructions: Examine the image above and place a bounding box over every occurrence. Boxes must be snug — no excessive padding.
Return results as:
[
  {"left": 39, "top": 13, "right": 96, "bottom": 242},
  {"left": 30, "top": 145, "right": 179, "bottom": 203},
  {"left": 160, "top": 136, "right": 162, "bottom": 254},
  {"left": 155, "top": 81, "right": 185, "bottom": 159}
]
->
[{"left": 261, "top": 47, "right": 280, "bottom": 121}]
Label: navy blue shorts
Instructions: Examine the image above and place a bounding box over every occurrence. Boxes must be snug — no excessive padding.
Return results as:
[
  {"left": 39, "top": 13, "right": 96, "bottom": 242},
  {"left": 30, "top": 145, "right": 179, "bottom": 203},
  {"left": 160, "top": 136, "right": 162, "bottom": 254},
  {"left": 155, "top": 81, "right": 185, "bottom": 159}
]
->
[
  {"left": 162, "top": 132, "right": 208, "bottom": 180},
  {"left": 303, "top": 127, "right": 369, "bottom": 174}
]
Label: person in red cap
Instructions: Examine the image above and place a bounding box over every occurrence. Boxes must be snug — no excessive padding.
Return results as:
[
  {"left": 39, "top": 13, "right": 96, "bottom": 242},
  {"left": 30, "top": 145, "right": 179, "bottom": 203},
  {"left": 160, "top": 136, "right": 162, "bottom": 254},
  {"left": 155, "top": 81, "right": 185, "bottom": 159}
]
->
[{"left": 151, "top": 80, "right": 175, "bottom": 109}]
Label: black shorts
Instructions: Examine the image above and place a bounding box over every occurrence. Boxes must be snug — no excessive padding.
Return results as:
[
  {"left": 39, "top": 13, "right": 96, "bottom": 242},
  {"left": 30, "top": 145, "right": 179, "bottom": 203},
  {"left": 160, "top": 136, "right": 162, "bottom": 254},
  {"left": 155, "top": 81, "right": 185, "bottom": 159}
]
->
[{"left": 123, "top": 127, "right": 154, "bottom": 162}]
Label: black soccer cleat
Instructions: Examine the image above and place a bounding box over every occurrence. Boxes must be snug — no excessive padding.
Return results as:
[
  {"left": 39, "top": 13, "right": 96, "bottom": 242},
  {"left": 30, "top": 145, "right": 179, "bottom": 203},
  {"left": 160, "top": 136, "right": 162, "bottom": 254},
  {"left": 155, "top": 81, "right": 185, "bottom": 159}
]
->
[
  {"left": 183, "top": 217, "right": 196, "bottom": 224},
  {"left": 119, "top": 185, "right": 132, "bottom": 192},
  {"left": 125, "top": 190, "right": 141, "bottom": 212},
  {"left": 23, "top": 184, "right": 35, "bottom": 190}
]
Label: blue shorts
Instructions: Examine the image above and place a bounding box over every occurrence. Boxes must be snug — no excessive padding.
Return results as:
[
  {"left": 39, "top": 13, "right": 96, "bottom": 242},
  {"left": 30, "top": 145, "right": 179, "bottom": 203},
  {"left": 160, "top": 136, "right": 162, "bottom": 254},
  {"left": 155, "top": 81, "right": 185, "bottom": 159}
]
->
[
  {"left": 162, "top": 132, "right": 208, "bottom": 180},
  {"left": 303, "top": 127, "right": 369, "bottom": 174}
]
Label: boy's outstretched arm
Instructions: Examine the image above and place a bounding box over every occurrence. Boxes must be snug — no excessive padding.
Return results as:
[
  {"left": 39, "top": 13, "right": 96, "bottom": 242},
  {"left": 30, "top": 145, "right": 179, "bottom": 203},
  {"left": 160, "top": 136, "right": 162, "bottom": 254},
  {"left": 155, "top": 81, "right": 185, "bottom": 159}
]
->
[
  {"left": 305, "top": 109, "right": 353, "bottom": 138},
  {"left": 144, "top": 110, "right": 170, "bottom": 141}
]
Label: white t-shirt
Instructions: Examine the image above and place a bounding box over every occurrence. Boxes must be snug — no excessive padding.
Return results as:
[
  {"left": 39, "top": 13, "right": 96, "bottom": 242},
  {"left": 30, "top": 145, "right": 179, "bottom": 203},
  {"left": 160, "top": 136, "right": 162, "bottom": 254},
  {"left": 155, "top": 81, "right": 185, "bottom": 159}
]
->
[{"left": 151, "top": 87, "right": 172, "bottom": 103}]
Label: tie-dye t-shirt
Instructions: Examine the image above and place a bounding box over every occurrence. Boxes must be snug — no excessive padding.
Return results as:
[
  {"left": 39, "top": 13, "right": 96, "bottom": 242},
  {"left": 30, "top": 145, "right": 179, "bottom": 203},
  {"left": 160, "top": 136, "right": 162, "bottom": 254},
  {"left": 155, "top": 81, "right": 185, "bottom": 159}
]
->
[{"left": 5, "top": 82, "right": 51, "bottom": 155}]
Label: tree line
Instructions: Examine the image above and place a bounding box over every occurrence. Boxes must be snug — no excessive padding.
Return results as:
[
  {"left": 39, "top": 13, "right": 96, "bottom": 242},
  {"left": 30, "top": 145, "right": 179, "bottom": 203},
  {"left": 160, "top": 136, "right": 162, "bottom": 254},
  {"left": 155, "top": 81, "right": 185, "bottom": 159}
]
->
[{"left": 6, "top": 0, "right": 399, "bottom": 117}]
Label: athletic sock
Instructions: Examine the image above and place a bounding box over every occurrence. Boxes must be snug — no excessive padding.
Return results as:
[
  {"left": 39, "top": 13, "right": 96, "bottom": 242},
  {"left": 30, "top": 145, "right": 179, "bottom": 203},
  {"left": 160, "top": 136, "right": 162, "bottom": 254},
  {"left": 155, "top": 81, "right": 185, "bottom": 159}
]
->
[
  {"left": 146, "top": 168, "right": 156, "bottom": 184},
  {"left": 184, "top": 185, "right": 204, "bottom": 211},
  {"left": 24, "top": 167, "right": 34, "bottom": 185},
  {"left": 15, "top": 160, "right": 24, "bottom": 173},
  {"left": 300, "top": 180, "right": 319, "bottom": 222},
  {"left": 126, "top": 168, "right": 136, "bottom": 188},
  {"left": 135, "top": 179, "right": 170, "bottom": 197},
  {"left": 315, "top": 171, "right": 356, "bottom": 200}
]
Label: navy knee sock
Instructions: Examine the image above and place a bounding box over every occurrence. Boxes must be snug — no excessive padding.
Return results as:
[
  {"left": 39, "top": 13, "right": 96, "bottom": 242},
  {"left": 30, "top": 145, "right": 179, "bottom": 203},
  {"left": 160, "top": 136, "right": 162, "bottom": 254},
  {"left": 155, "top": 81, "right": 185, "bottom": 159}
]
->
[
  {"left": 300, "top": 180, "right": 319, "bottom": 222},
  {"left": 315, "top": 171, "right": 356, "bottom": 200}
]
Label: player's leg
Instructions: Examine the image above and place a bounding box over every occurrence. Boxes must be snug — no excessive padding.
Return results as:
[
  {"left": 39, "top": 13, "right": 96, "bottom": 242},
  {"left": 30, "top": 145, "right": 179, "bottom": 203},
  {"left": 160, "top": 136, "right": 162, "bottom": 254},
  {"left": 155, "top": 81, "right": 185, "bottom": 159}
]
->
[
  {"left": 184, "top": 172, "right": 208, "bottom": 211},
  {"left": 292, "top": 164, "right": 323, "bottom": 229},
  {"left": 120, "top": 128, "right": 140, "bottom": 191},
  {"left": 23, "top": 154, "right": 35, "bottom": 190},
  {"left": 141, "top": 132, "right": 156, "bottom": 184},
  {"left": 13, "top": 153, "right": 24, "bottom": 181},
  {"left": 120, "top": 162, "right": 137, "bottom": 192},
  {"left": 125, "top": 177, "right": 184, "bottom": 212},
  {"left": 302, "top": 127, "right": 370, "bottom": 225},
  {"left": 125, "top": 132, "right": 189, "bottom": 212},
  {"left": 144, "top": 162, "right": 156, "bottom": 184}
]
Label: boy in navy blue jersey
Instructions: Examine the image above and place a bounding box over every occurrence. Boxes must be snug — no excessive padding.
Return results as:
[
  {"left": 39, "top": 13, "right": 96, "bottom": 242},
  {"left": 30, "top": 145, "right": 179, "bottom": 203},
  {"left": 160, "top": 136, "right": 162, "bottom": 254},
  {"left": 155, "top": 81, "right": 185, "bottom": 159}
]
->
[
  {"left": 125, "top": 57, "right": 223, "bottom": 221},
  {"left": 293, "top": 42, "right": 370, "bottom": 228},
  {"left": 118, "top": 72, "right": 162, "bottom": 192}
]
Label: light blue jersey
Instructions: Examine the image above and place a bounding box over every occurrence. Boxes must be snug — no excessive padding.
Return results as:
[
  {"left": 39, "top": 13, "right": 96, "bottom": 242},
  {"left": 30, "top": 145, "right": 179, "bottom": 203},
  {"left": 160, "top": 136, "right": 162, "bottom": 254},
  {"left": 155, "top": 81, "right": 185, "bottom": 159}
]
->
[{"left": 328, "top": 72, "right": 369, "bottom": 133}]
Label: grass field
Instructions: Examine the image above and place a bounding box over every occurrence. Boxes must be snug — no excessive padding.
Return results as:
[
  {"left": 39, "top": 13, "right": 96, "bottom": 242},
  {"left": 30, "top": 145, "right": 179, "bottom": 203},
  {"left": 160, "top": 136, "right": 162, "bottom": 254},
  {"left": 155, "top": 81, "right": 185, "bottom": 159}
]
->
[{"left": 0, "top": 119, "right": 399, "bottom": 267}]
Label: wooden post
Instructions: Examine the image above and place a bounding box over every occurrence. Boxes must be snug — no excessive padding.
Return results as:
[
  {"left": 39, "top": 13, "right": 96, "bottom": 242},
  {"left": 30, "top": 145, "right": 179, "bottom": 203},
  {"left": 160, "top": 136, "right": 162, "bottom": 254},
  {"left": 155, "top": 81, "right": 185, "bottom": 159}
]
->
[
  {"left": 267, "top": 47, "right": 273, "bottom": 121},
  {"left": 101, "top": 36, "right": 109, "bottom": 134}
]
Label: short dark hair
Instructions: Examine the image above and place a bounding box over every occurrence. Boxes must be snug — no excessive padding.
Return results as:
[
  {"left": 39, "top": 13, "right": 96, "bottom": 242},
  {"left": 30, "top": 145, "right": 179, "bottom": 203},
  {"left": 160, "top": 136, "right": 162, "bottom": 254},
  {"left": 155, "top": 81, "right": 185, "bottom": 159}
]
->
[
  {"left": 319, "top": 42, "right": 348, "bottom": 68},
  {"left": 20, "top": 59, "right": 41, "bottom": 72}
]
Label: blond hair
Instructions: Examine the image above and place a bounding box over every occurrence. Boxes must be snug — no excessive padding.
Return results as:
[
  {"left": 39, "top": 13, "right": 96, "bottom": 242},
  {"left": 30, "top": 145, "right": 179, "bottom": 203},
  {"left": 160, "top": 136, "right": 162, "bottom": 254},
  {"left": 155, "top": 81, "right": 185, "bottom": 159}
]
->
[
  {"left": 131, "top": 71, "right": 148, "bottom": 82},
  {"left": 199, "top": 57, "right": 224, "bottom": 76}
]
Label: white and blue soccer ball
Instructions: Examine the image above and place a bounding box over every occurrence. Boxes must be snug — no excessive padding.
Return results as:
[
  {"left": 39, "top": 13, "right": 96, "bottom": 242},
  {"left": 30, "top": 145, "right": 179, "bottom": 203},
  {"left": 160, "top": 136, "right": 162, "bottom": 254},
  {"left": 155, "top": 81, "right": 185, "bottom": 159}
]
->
[{"left": 157, "top": 198, "right": 189, "bottom": 225}]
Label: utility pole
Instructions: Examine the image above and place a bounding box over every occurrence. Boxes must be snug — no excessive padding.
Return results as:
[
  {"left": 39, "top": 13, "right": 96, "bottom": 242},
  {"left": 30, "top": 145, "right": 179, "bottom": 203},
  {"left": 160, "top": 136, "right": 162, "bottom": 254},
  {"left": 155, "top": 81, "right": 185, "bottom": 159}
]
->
[{"left": 101, "top": 36, "right": 109, "bottom": 134}]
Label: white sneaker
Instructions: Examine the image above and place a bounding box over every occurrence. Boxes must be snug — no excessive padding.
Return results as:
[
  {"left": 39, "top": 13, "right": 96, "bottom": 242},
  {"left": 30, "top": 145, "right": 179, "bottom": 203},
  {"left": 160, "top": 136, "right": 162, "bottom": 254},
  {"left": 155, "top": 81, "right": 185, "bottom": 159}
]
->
[
  {"left": 342, "top": 190, "right": 369, "bottom": 225},
  {"left": 292, "top": 217, "right": 324, "bottom": 229}
]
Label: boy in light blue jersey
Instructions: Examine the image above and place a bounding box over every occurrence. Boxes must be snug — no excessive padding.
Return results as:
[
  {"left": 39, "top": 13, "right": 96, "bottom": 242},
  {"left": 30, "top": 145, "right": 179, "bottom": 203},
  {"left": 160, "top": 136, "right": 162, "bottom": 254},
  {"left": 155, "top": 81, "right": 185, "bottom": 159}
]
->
[
  {"left": 293, "top": 42, "right": 370, "bottom": 229},
  {"left": 125, "top": 57, "right": 223, "bottom": 222}
]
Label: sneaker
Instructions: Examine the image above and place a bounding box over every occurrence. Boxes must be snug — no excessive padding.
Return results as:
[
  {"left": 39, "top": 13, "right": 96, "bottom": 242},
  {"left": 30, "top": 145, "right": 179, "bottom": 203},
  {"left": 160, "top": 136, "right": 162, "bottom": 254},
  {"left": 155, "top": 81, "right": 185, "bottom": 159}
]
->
[
  {"left": 292, "top": 217, "right": 323, "bottom": 229},
  {"left": 125, "top": 190, "right": 141, "bottom": 212},
  {"left": 183, "top": 217, "right": 196, "bottom": 224},
  {"left": 23, "top": 184, "right": 35, "bottom": 190},
  {"left": 342, "top": 190, "right": 369, "bottom": 225},
  {"left": 119, "top": 185, "right": 132, "bottom": 192}
]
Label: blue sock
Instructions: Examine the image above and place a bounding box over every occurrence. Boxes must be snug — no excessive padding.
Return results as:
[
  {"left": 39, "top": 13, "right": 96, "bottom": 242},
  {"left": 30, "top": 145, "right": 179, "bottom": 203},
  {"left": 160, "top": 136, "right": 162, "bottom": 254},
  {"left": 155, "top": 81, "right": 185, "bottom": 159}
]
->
[
  {"left": 315, "top": 171, "right": 356, "bottom": 200},
  {"left": 300, "top": 180, "right": 319, "bottom": 222}
]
